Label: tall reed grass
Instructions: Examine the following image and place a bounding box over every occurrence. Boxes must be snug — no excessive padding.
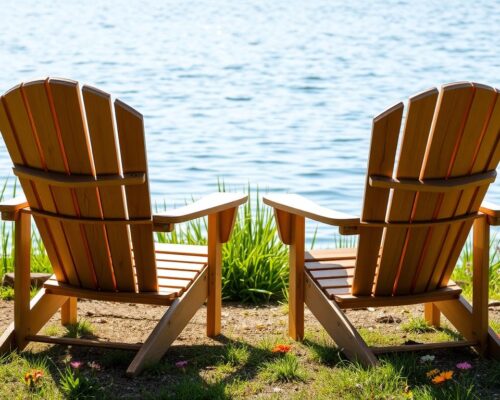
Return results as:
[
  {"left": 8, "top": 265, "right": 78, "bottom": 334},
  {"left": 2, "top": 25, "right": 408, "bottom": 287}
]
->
[{"left": 156, "top": 186, "right": 289, "bottom": 302}]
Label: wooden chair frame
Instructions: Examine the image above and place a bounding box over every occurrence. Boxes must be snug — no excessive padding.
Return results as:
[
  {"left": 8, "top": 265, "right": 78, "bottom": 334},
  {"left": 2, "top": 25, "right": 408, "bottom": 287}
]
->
[
  {"left": 263, "top": 194, "right": 500, "bottom": 365},
  {"left": 0, "top": 193, "right": 246, "bottom": 376}
]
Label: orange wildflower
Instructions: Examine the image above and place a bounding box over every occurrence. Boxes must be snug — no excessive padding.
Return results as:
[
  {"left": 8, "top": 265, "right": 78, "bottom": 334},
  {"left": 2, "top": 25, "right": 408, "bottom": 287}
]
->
[
  {"left": 24, "top": 369, "right": 44, "bottom": 387},
  {"left": 272, "top": 344, "right": 292, "bottom": 353},
  {"left": 426, "top": 369, "right": 440, "bottom": 377},
  {"left": 432, "top": 370, "right": 453, "bottom": 384}
]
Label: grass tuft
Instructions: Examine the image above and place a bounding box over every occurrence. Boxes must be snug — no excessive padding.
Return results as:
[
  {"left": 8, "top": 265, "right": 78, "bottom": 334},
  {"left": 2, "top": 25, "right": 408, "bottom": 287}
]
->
[
  {"left": 260, "top": 353, "right": 306, "bottom": 383},
  {"left": 401, "top": 317, "right": 436, "bottom": 334},
  {"left": 64, "top": 320, "right": 95, "bottom": 339},
  {"left": 224, "top": 342, "right": 250, "bottom": 366}
]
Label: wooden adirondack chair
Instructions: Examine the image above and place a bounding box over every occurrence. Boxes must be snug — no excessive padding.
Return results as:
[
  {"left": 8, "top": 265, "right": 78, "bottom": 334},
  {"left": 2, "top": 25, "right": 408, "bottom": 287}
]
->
[
  {"left": 0, "top": 78, "right": 247, "bottom": 376},
  {"left": 264, "top": 82, "right": 500, "bottom": 364}
]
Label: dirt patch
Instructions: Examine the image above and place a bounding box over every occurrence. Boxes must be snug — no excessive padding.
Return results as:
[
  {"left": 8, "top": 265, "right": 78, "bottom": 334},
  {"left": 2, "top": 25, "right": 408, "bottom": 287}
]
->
[{"left": 1, "top": 298, "right": 499, "bottom": 349}]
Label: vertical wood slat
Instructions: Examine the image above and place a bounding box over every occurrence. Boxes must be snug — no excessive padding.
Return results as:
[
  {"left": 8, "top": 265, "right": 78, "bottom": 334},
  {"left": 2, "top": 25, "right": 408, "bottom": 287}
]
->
[
  {"left": 375, "top": 89, "right": 438, "bottom": 295},
  {"left": 393, "top": 83, "right": 475, "bottom": 295},
  {"left": 48, "top": 79, "right": 115, "bottom": 291},
  {"left": 414, "top": 84, "right": 498, "bottom": 292},
  {"left": 114, "top": 100, "right": 157, "bottom": 292},
  {"left": 353, "top": 102, "right": 403, "bottom": 295},
  {"left": 0, "top": 84, "right": 73, "bottom": 284},
  {"left": 0, "top": 94, "right": 67, "bottom": 282},
  {"left": 82, "top": 86, "right": 135, "bottom": 291},
  {"left": 20, "top": 81, "right": 86, "bottom": 287},
  {"left": 434, "top": 89, "right": 500, "bottom": 289}
]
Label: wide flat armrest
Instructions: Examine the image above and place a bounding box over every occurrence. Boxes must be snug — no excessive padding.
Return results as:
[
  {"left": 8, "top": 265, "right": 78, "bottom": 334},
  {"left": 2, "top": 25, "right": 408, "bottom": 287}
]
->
[
  {"left": 263, "top": 194, "right": 359, "bottom": 227},
  {"left": 153, "top": 192, "right": 248, "bottom": 224},
  {"left": 0, "top": 195, "right": 29, "bottom": 212},
  {"left": 0, "top": 196, "right": 29, "bottom": 220},
  {"left": 480, "top": 201, "right": 500, "bottom": 225}
]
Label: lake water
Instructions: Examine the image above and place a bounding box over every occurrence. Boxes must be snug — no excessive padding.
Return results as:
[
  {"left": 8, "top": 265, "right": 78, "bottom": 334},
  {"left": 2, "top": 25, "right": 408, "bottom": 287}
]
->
[{"left": 0, "top": 1, "right": 499, "bottom": 244}]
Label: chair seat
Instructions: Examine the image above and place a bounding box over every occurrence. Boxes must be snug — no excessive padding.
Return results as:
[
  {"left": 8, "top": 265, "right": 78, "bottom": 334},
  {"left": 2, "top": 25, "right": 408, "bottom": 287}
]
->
[
  {"left": 44, "top": 243, "right": 208, "bottom": 306},
  {"left": 305, "top": 248, "right": 462, "bottom": 308}
]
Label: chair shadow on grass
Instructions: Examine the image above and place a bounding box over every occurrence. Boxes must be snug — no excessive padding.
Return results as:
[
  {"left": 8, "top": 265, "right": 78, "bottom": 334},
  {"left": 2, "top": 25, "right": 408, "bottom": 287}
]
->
[
  {"left": 6, "top": 323, "right": 497, "bottom": 399},
  {"left": 6, "top": 333, "right": 279, "bottom": 399}
]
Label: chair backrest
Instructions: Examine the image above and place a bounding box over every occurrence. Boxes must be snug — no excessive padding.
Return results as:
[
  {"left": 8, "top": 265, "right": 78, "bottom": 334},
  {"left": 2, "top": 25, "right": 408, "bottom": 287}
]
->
[
  {"left": 0, "top": 78, "right": 158, "bottom": 293},
  {"left": 353, "top": 82, "right": 500, "bottom": 296}
]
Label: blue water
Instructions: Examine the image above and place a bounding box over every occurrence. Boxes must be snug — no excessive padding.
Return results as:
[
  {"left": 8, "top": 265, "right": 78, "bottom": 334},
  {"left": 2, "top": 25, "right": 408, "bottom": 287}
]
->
[{"left": 0, "top": 1, "right": 499, "bottom": 243}]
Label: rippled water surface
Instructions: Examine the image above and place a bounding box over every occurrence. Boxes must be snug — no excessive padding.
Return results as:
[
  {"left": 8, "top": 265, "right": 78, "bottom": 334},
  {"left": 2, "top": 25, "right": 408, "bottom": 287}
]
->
[{"left": 0, "top": 1, "right": 499, "bottom": 242}]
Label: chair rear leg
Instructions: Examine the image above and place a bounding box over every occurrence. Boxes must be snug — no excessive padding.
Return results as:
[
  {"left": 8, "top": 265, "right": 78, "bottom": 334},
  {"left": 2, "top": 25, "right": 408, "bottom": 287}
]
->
[
  {"left": 424, "top": 303, "right": 440, "bottom": 328},
  {"left": 472, "top": 216, "right": 489, "bottom": 354},
  {"left": 61, "top": 297, "right": 77, "bottom": 326},
  {"left": 436, "top": 297, "right": 500, "bottom": 359}
]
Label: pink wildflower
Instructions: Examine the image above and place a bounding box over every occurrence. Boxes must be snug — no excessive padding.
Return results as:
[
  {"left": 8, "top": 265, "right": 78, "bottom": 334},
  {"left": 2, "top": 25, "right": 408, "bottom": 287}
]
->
[
  {"left": 175, "top": 360, "right": 189, "bottom": 368},
  {"left": 70, "top": 361, "right": 83, "bottom": 369},
  {"left": 456, "top": 361, "right": 472, "bottom": 370}
]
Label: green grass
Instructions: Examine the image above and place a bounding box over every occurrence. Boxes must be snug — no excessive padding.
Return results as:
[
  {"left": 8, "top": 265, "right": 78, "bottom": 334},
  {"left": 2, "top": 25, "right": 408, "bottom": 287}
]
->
[
  {"left": 64, "top": 320, "right": 95, "bottom": 339},
  {"left": 401, "top": 317, "right": 437, "bottom": 334},
  {"left": 259, "top": 353, "right": 307, "bottom": 383},
  {"left": 224, "top": 342, "right": 250, "bottom": 367},
  {"left": 0, "top": 325, "right": 498, "bottom": 399},
  {"left": 452, "top": 235, "right": 500, "bottom": 300}
]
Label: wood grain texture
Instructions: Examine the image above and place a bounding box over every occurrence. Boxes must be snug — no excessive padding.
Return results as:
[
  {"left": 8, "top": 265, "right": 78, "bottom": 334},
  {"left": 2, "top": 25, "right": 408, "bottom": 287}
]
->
[
  {"left": 206, "top": 213, "right": 222, "bottom": 336},
  {"left": 376, "top": 88, "right": 438, "bottom": 295},
  {"left": 354, "top": 102, "right": 403, "bottom": 295},
  {"left": 394, "top": 83, "right": 476, "bottom": 295},
  {"left": 13, "top": 212, "right": 31, "bottom": 349},
  {"left": 115, "top": 99, "right": 157, "bottom": 292},
  {"left": 289, "top": 215, "right": 305, "bottom": 340},
  {"left": 48, "top": 79, "right": 114, "bottom": 290},
  {"left": 82, "top": 85, "right": 135, "bottom": 291}
]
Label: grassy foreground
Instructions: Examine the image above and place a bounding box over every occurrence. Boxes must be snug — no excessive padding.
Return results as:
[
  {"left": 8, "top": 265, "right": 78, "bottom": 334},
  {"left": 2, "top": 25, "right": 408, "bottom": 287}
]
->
[{"left": 0, "top": 312, "right": 499, "bottom": 400}]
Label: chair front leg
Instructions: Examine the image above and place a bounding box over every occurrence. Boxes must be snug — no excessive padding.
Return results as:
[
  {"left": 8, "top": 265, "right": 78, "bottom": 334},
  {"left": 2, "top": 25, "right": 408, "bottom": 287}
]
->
[
  {"left": 206, "top": 207, "right": 238, "bottom": 337},
  {"left": 14, "top": 211, "right": 31, "bottom": 350},
  {"left": 207, "top": 212, "right": 222, "bottom": 337},
  {"left": 275, "top": 210, "right": 305, "bottom": 341}
]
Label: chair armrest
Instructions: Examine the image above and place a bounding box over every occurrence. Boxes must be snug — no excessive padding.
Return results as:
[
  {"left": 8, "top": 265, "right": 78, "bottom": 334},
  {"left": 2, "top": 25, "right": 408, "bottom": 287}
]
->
[
  {"left": 263, "top": 194, "right": 359, "bottom": 227},
  {"left": 153, "top": 192, "right": 248, "bottom": 225},
  {"left": 480, "top": 201, "right": 500, "bottom": 225},
  {"left": 0, "top": 196, "right": 29, "bottom": 220}
]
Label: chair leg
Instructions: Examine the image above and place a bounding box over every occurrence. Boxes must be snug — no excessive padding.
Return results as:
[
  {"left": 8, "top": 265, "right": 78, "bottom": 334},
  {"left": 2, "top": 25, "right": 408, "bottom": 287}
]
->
[
  {"left": 0, "top": 289, "right": 68, "bottom": 353},
  {"left": 126, "top": 268, "right": 208, "bottom": 377},
  {"left": 0, "top": 323, "right": 15, "bottom": 354},
  {"left": 61, "top": 297, "right": 78, "bottom": 326},
  {"left": 424, "top": 303, "right": 440, "bottom": 328},
  {"left": 304, "top": 274, "right": 378, "bottom": 367},
  {"left": 436, "top": 296, "right": 500, "bottom": 359},
  {"left": 289, "top": 215, "right": 305, "bottom": 341},
  {"left": 472, "top": 216, "right": 489, "bottom": 354},
  {"left": 207, "top": 213, "right": 222, "bottom": 337},
  {"left": 13, "top": 212, "right": 31, "bottom": 349}
]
